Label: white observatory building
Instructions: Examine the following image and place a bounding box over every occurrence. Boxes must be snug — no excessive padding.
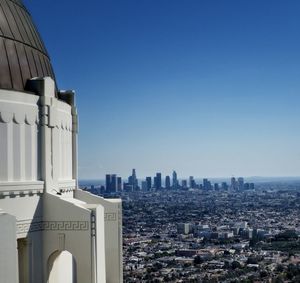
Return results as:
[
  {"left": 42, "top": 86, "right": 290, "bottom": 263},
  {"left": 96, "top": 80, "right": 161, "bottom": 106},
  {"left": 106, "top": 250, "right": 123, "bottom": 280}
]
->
[{"left": 0, "top": 0, "right": 123, "bottom": 282}]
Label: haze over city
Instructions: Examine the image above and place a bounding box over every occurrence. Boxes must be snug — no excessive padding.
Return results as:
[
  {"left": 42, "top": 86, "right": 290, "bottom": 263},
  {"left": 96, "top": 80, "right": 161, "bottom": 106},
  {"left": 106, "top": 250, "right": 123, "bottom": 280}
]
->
[{"left": 24, "top": 0, "right": 300, "bottom": 179}]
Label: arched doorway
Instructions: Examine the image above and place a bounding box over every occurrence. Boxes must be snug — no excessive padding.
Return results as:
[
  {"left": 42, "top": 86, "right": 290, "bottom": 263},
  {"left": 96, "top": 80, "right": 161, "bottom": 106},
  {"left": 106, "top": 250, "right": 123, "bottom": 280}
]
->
[{"left": 47, "top": 250, "right": 77, "bottom": 283}]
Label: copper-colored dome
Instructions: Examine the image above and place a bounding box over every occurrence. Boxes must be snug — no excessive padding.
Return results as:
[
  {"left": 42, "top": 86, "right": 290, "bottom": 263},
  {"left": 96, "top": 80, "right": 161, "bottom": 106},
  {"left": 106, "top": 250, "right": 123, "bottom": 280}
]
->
[{"left": 0, "top": 0, "right": 56, "bottom": 92}]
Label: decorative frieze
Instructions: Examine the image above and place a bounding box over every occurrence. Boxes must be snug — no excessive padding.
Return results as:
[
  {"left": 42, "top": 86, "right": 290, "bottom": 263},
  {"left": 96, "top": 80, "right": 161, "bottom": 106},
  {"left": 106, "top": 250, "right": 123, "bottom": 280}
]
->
[
  {"left": 17, "top": 220, "right": 90, "bottom": 234},
  {"left": 104, "top": 212, "right": 117, "bottom": 221},
  {"left": 0, "top": 91, "right": 40, "bottom": 182},
  {"left": 0, "top": 101, "right": 39, "bottom": 125}
]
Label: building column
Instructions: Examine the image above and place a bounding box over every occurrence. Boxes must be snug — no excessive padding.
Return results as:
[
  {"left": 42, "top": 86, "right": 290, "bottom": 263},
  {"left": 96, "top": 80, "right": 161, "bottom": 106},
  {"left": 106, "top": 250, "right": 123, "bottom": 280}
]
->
[{"left": 27, "top": 77, "right": 56, "bottom": 192}]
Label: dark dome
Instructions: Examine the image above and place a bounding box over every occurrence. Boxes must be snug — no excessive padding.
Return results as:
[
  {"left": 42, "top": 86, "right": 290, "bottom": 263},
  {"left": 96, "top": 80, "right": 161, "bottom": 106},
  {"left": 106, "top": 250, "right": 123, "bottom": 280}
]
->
[{"left": 0, "top": 0, "right": 56, "bottom": 92}]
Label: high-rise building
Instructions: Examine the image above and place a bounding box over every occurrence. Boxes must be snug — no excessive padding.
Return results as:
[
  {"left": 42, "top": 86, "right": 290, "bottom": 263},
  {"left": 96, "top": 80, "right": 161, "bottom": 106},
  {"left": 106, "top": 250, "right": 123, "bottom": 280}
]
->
[
  {"left": 132, "top": 169, "right": 137, "bottom": 186},
  {"left": 172, "top": 170, "right": 178, "bottom": 189},
  {"left": 141, "top": 181, "right": 148, "bottom": 191},
  {"left": 0, "top": 2, "right": 122, "bottom": 282},
  {"left": 165, "top": 176, "right": 171, "bottom": 189},
  {"left": 106, "top": 174, "right": 118, "bottom": 193},
  {"left": 214, "top": 183, "right": 219, "bottom": 190},
  {"left": 155, "top": 173, "right": 162, "bottom": 189},
  {"left": 203, "top": 178, "right": 212, "bottom": 190},
  {"left": 117, "top": 177, "right": 122, "bottom": 192},
  {"left": 189, "top": 176, "right": 196, "bottom": 188},
  {"left": 238, "top": 177, "right": 244, "bottom": 190},
  {"left": 111, "top": 174, "right": 117, "bottom": 192},
  {"left": 231, "top": 177, "right": 237, "bottom": 190},
  {"left": 182, "top": 179, "right": 188, "bottom": 189},
  {"left": 123, "top": 183, "right": 133, "bottom": 192},
  {"left": 129, "top": 169, "right": 138, "bottom": 190},
  {"left": 203, "top": 178, "right": 208, "bottom": 189},
  {"left": 221, "top": 182, "right": 228, "bottom": 190},
  {"left": 106, "top": 174, "right": 111, "bottom": 192},
  {"left": 146, "top": 177, "right": 152, "bottom": 190}
]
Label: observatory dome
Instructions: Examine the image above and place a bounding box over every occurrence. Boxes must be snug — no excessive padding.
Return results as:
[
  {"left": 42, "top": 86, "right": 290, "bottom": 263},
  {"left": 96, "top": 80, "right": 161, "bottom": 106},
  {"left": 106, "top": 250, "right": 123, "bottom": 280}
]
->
[{"left": 0, "top": 0, "right": 56, "bottom": 92}]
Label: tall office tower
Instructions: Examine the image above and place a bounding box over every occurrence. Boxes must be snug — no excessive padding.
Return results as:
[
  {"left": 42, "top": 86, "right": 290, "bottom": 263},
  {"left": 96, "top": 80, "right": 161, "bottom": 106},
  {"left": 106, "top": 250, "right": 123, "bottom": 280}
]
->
[
  {"left": 214, "top": 183, "right": 219, "bottom": 190},
  {"left": 127, "top": 176, "right": 133, "bottom": 191},
  {"left": 231, "top": 177, "right": 237, "bottom": 190},
  {"left": 189, "top": 176, "right": 193, "bottom": 188},
  {"left": 132, "top": 169, "right": 138, "bottom": 189},
  {"left": 207, "top": 181, "right": 212, "bottom": 190},
  {"left": 0, "top": 1, "right": 122, "bottom": 282},
  {"left": 189, "top": 176, "right": 196, "bottom": 188},
  {"left": 106, "top": 174, "right": 117, "bottom": 193},
  {"left": 117, "top": 177, "right": 122, "bottom": 191},
  {"left": 153, "top": 176, "right": 157, "bottom": 189},
  {"left": 155, "top": 173, "right": 162, "bottom": 189},
  {"left": 129, "top": 169, "right": 138, "bottom": 190},
  {"left": 146, "top": 177, "right": 152, "bottom": 190},
  {"left": 221, "top": 182, "right": 228, "bottom": 190},
  {"left": 249, "top": 183, "right": 255, "bottom": 190},
  {"left": 203, "top": 178, "right": 208, "bottom": 189},
  {"left": 182, "top": 180, "right": 188, "bottom": 189},
  {"left": 172, "top": 170, "right": 178, "bottom": 189},
  {"left": 141, "top": 181, "right": 148, "bottom": 191},
  {"left": 165, "top": 176, "right": 171, "bottom": 189},
  {"left": 111, "top": 174, "right": 117, "bottom": 193},
  {"left": 203, "top": 178, "right": 211, "bottom": 190},
  {"left": 238, "top": 177, "right": 244, "bottom": 191},
  {"left": 123, "top": 183, "right": 133, "bottom": 192},
  {"left": 106, "top": 174, "right": 112, "bottom": 192}
]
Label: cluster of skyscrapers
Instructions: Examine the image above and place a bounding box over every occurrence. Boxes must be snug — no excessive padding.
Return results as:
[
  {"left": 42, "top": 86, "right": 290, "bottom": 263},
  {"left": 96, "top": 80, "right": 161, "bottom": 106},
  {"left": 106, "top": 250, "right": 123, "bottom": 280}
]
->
[
  {"left": 103, "top": 170, "right": 254, "bottom": 193},
  {"left": 105, "top": 174, "right": 122, "bottom": 193}
]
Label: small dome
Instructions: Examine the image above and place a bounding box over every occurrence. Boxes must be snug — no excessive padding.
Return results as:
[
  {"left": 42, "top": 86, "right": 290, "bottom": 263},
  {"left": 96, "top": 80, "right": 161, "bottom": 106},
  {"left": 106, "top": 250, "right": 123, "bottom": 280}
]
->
[{"left": 0, "top": 0, "right": 56, "bottom": 92}]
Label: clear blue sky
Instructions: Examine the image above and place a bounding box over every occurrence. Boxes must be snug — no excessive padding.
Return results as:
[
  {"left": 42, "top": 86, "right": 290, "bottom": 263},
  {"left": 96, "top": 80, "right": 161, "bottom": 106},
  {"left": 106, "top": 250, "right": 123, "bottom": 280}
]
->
[{"left": 24, "top": 0, "right": 300, "bottom": 179}]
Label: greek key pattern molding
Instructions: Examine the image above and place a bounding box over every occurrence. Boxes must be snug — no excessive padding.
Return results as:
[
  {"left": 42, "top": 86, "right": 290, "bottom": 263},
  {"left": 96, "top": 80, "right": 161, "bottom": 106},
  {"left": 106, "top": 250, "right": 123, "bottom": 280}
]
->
[
  {"left": 104, "top": 212, "right": 117, "bottom": 221},
  {"left": 17, "top": 220, "right": 89, "bottom": 234}
]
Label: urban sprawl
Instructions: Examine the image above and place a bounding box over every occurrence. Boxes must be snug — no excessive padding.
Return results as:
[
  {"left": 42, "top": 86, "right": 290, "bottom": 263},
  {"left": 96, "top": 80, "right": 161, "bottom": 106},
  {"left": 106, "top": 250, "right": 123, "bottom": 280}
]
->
[{"left": 82, "top": 170, "right": 300, "bottom": 282}]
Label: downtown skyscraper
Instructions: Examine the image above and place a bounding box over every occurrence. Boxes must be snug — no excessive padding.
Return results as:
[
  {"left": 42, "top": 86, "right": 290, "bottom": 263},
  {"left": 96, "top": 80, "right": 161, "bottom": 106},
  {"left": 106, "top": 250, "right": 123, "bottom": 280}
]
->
[
  {"left": 128, "top": 169, "right": 138, "bottom": 190},
  {"left": 172, "top": 170, "right": 178, "bottom": 189}
]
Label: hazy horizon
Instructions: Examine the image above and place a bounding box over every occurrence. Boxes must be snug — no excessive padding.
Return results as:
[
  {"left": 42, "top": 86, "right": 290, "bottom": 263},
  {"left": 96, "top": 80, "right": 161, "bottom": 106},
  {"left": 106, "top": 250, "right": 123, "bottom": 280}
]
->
[{"left": 79, "top": 175, "right": 300, "bottom": 183}]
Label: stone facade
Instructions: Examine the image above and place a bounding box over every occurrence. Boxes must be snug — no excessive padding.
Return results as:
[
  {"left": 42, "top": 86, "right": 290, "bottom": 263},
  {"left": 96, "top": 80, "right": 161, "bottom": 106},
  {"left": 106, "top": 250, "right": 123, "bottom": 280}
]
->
[{"left": 0, "top": 78, "right": 123, "bottom": 283}]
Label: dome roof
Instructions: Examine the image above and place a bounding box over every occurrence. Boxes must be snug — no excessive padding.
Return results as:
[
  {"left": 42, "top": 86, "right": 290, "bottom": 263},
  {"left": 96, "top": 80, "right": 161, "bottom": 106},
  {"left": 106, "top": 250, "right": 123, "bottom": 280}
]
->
[{"left": 0, "top": 0, "right": 56, "bottom": 92}]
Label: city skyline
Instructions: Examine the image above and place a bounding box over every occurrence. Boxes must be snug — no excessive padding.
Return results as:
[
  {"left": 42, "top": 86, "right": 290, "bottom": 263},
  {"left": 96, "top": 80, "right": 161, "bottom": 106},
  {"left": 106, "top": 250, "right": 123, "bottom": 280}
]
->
[
  {"left": 80, "top": 170, "right": 300, "bottom": 181},
  {"left": 89, "top": 170, "right": 256, "bottom": 194},
  {"left": 82, "top": 168, "right": 300, "bottom": 186},
  {"left": 24, "top": 0, "right": 300, "bottom": 179}
]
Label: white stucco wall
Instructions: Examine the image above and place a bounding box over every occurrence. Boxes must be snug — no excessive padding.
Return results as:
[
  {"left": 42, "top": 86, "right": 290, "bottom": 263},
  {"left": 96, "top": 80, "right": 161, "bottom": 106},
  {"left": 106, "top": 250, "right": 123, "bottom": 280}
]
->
[
  {"left": 43, "top": 193, "right": 107, "bottom": 283},
  {"left": 75, "top": 189, "right": 123, "bottom": 283},
  {"left": 0, "top": 210, "right": 18, "bottom": 283},
  {"left": 0, "top": 90, "right": 40, "bottom": 182}
]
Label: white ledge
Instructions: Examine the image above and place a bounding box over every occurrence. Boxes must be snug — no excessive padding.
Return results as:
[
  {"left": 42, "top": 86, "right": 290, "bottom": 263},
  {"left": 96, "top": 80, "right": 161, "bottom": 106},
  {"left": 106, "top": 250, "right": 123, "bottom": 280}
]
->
[{"left": 0, "top": 181, "right": 44, "bottom": 192}]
